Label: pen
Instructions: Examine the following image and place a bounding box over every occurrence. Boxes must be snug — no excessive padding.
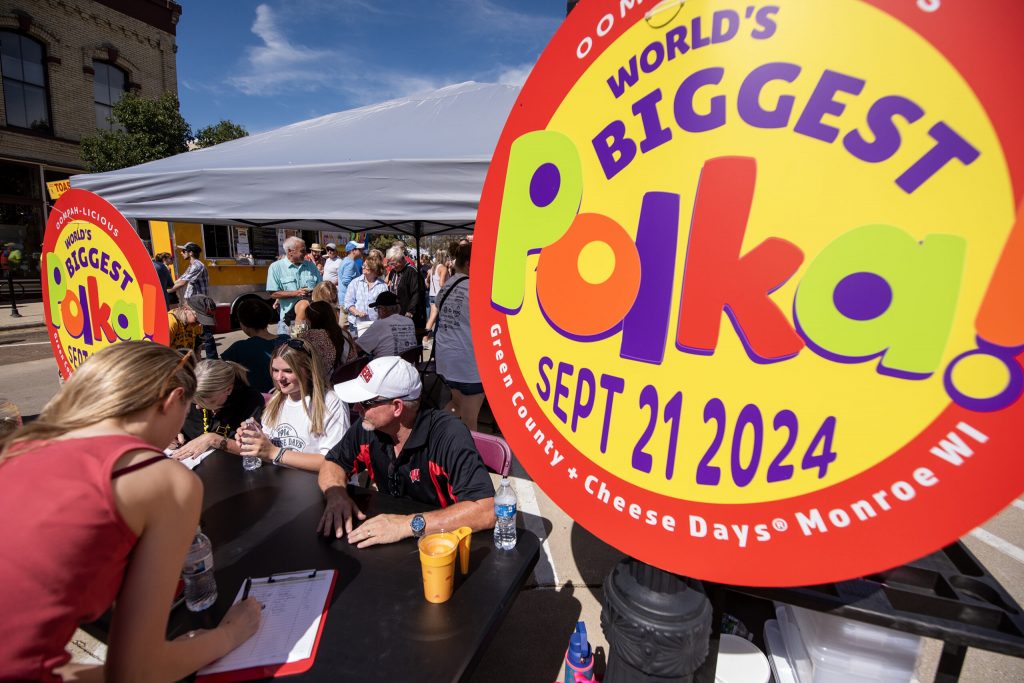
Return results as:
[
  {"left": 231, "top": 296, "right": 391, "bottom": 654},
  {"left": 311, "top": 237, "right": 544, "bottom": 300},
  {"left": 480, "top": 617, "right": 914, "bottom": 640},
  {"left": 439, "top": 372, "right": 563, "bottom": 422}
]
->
[{"left": 241, "top": 577, "right": 252, "bottom": 601}]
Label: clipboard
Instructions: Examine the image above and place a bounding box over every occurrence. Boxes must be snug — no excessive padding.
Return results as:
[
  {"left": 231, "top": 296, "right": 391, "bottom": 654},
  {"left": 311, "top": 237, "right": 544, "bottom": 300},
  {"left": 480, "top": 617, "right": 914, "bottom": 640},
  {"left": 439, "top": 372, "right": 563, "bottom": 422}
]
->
[{"left": 195, "top": 569, "right": 336, "bottom": 682}]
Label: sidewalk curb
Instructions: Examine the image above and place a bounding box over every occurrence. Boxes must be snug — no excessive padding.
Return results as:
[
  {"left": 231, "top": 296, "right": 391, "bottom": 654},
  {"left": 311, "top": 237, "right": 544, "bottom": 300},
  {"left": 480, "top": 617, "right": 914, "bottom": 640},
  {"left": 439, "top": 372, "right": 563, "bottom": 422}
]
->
[{"left": 0, "top": 320, "right": 46, "bottom": 332}]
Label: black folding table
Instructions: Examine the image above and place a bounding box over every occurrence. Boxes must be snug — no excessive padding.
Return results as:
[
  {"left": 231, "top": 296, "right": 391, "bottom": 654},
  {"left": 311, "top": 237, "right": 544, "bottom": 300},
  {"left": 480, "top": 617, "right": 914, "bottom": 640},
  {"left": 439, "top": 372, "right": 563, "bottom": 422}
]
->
[{"left": 172, "top": 451, "right": 540, "bottom": 682}]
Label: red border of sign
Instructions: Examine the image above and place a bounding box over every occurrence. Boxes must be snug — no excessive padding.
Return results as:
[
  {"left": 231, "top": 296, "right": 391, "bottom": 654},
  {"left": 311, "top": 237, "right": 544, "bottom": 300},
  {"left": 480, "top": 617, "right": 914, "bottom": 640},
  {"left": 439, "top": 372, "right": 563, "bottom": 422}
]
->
[
  {"left": 42, "top": 188, "right": 169, "bottom": 378},
  {"left": 471, "top": 0, "right": 1024, "bottom": 585}
]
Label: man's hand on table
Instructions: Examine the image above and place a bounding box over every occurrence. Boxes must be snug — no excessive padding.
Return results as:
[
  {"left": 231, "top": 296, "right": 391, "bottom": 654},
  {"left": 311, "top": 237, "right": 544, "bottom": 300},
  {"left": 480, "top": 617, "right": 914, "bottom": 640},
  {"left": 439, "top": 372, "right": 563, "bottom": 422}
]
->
[
  {"left": 348, "top": 514, "right": 412, "bottom": 548},
  {"left": 170, "top": 432, "right": 222, "bottom": 460},
  {"left": 317, "top": 486, "right": 366, "bottom": 539}
]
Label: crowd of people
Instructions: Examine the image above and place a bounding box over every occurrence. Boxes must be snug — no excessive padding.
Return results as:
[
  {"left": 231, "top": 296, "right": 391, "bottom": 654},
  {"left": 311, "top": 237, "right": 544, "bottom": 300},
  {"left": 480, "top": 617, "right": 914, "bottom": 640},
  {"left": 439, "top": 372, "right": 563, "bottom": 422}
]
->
[
  {"left": 0, "top": 233, "right": 496, "bottom": 680},
  {"left": 158, "top": 234, "right": 482, "bottom": 428}
]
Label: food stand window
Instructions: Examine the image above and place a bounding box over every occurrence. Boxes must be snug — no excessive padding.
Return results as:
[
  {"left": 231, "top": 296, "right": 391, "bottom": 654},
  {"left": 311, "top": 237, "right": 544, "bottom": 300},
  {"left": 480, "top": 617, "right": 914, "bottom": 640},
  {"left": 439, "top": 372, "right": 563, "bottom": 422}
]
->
[
  {"left": 202, "top": 224, "right": 253, "bottom": 261},
  {"left": 0, "top": 31, "right": 51, "bottom": 132}
]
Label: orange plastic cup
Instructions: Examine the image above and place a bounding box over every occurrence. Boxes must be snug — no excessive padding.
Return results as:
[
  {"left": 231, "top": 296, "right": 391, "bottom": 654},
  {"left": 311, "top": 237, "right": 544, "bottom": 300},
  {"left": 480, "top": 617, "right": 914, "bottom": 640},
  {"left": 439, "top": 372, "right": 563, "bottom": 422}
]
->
[{"left": 418, "top": 527, "right": 472, "bottom": 603}]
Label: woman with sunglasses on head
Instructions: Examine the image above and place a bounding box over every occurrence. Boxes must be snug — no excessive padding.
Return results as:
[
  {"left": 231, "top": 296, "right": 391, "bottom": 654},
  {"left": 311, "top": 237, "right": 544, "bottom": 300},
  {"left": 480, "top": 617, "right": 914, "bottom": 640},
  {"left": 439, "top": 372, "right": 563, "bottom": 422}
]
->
[
  {"left": 238, "top": 339, "right": 349, "bottom": 472},
  {"left": 0, "top": 342, "right": 260, "bottom": 682},
  {"left": 169, "top": 360, "right": 265, "bottom": 460}
]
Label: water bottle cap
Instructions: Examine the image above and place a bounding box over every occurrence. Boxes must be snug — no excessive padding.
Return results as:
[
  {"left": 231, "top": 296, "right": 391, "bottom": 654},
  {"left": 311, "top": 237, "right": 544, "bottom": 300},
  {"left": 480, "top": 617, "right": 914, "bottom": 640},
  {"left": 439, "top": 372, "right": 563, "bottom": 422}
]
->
[{"left": 568, "top": 622, "right": 591, "bottom": 662}]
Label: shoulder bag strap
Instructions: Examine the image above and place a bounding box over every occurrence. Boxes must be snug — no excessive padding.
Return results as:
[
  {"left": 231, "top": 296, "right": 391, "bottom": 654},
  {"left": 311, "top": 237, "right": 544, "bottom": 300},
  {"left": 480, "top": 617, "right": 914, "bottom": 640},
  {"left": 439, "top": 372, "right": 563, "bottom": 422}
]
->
[{"left": 422, "top": 274, "right": 468, "bottom": 374}]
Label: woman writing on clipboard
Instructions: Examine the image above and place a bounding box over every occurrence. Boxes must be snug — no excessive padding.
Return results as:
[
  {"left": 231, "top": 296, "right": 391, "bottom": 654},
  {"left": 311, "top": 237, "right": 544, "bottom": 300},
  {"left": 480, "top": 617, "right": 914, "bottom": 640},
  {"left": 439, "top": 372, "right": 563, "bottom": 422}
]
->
[{"left": 0, "top": 342, "right": 260, "bottom": 682}]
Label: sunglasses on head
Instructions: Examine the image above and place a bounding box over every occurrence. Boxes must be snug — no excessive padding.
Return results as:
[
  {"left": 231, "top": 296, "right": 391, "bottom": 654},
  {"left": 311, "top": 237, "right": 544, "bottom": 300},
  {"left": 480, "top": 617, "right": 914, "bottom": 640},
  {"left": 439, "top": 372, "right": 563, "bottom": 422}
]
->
[
  {"left": 158, "top": 350, "right": 196, "bottom": 397},
  {"left": 276, "top": 338, "right": 310, "bottom": 354}
]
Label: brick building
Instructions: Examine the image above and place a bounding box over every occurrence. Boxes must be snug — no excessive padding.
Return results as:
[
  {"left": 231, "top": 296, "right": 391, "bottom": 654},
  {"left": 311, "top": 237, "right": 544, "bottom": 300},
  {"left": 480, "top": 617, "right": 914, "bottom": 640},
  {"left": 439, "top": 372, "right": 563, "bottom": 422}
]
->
[{"left": 0, "top": 0, "right": 181, "bottom": 275}]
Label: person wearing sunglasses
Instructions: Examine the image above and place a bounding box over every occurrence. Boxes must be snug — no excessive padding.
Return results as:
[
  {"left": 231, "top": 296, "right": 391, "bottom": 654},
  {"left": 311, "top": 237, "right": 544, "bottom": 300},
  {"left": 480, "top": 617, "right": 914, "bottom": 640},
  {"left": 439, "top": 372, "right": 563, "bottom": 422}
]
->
[
  {"left": 0, "top": 342, "right": 260, "bottom": 681},
  {"left": 238, "top": 338, "right": 349, "bottom": 472},
  {"left": 266, "top": 236, "right": 322, "bottom": 335},
  {"left": 317, "top": 356, "right": 495, "bottom": 547}
]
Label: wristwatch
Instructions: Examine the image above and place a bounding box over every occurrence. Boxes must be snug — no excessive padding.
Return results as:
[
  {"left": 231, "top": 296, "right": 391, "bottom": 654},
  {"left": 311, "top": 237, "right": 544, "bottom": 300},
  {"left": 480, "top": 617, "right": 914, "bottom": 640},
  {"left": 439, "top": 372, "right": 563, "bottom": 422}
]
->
[{"left": 410, "top": 514, "right": 426, "bottom": 538}]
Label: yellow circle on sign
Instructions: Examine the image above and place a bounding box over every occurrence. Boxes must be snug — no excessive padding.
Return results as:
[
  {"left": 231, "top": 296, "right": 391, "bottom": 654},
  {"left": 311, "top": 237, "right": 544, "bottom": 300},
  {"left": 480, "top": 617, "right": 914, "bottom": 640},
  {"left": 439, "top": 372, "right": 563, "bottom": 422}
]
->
[
  {"left": 505, "top": 0, "right": 1015, "bottom": 503},
  {"left": 578, "top": 240, "right": 617, "bottom": 285}
]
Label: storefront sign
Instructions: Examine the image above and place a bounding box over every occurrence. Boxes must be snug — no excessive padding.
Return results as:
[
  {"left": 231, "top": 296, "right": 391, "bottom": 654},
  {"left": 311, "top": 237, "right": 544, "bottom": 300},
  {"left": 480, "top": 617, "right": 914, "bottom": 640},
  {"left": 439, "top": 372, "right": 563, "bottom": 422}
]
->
[
  {"left": 42, "top": 189, "right": 168, "bottom": 378},
  {"left": 46, "top": 179, "right": 71, "bottom": 201},
  {"left": 472, "top": 0, "right": 1024, "bottom": 585}
]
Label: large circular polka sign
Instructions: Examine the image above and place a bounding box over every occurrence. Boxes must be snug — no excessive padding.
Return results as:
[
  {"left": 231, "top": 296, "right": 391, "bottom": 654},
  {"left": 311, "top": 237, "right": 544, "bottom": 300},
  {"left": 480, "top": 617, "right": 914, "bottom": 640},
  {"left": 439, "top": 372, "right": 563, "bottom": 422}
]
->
[
  {"left": 471, "top": 0, "right": 1024, "bottom": 585},
  {"left": 43, "top": 189, "right": 169, "bottom": 378}
]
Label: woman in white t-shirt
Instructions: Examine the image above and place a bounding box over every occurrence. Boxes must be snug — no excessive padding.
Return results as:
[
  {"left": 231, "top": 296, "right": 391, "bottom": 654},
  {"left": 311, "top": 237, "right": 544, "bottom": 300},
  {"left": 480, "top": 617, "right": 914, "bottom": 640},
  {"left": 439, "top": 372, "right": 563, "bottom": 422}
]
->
[{"left": 238, "top": 339, "right": 349, "bottom": 471}]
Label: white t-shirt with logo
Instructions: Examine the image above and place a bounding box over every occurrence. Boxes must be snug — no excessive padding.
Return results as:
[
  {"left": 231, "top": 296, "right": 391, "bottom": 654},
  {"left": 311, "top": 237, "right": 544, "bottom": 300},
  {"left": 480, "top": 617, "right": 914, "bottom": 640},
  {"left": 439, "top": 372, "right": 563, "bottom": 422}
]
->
[
  {"left": 262, "top": 390, "right": 349, "bottom": 455},
  {"left": 357, "top": 314, "right": 417, "bottom": 358}
]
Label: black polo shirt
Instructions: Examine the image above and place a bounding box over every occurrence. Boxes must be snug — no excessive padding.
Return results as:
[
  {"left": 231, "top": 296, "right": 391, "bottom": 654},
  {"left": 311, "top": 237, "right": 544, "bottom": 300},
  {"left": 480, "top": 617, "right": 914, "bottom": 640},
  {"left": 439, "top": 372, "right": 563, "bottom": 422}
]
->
[{"left": 325, "top": 407, "right": 494, "bottom": 507}]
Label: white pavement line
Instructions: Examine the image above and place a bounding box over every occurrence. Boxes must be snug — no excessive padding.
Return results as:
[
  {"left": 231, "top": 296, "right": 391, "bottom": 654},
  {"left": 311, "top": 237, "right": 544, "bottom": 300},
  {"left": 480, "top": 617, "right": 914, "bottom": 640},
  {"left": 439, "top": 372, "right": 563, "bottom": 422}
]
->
[
  {"left": 1012, "top": 500, "right": 1024, "bottom": 512},
  {"left": 970, "top": 528, "right": 1024, "bottom": 564},
  {"left": 511, "top": 475, "right": 560, "bottom": 586},
  {"left": 0, "top": 340, "right": 50, "bottom": 347}
]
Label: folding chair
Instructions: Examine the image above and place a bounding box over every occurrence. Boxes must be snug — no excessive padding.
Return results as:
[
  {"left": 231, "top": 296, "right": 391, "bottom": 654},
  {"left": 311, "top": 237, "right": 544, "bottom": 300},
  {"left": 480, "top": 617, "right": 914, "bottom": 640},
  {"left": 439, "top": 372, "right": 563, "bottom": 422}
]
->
[
  {"left": 331, "top": 355, "right": 370, "bottom": 385},
  {"left": 398, "top": 344, "right": 424, "bottom": 369},
  {"left": 471, "top": 430, "right": 512, "bottom": 476}
]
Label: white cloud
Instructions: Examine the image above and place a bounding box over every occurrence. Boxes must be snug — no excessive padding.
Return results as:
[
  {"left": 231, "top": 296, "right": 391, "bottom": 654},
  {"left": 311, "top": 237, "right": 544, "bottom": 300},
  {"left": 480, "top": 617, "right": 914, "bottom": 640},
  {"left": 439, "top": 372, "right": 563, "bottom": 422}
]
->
[
  {"left": 283, "top": 0, "right": 388, "bottom": 17},
  {"left": 228, "top": 4, "right": 343, "bottom": 96},
  {"left": 495, "top": 63, "right": 534, "bottom": 86},
  {"left": 223, "top": 2, "right": 542, "bottom": 115}
]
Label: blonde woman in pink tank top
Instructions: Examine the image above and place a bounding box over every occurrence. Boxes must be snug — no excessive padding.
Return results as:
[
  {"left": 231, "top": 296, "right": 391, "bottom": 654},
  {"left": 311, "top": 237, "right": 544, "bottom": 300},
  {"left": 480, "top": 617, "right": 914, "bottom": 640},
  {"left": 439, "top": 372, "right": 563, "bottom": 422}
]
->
[{"left": 0, "top": 342, "right": 260, "bottom": 682}]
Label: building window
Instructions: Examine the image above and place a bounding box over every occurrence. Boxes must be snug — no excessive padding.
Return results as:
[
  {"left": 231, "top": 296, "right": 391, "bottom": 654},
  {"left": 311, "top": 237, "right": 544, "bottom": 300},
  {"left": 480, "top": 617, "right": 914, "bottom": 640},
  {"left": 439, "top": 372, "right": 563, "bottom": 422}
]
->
[
  {"left": 94, "top": 62, "right": 127, "bottom": 130},
  {"left": 136, "top": 219, "right": 152, "bottom": 254},
  {"left": 0, "top": 31, "right": 50, "bottom": 132}
]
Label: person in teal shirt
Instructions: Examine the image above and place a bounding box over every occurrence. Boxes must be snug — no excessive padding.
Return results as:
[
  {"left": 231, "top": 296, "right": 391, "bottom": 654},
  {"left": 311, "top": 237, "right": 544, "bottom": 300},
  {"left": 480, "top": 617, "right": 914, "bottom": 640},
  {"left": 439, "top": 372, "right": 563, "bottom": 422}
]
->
[{"left": 266, "top": 236, "right": 321, "bottom": 334}]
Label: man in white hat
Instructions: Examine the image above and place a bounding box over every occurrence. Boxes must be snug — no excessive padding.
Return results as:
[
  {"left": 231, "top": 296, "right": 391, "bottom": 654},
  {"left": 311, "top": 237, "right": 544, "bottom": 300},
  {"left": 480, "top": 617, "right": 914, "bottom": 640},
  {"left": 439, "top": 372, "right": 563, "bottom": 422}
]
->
[
  {"left": 322, "top": 243, "right": 342, "bottom": 284},
  {"left": 317, "top": 357, "right": 495, "bottom": 546}
]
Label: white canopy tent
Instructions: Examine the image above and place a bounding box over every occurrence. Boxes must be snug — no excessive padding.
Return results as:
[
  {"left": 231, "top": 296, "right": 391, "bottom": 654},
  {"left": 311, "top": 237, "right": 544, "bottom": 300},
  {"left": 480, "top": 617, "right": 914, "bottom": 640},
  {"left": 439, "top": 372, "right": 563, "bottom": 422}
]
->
[{"left": 70, "top": 81, "right": 521, "bottom": 240}]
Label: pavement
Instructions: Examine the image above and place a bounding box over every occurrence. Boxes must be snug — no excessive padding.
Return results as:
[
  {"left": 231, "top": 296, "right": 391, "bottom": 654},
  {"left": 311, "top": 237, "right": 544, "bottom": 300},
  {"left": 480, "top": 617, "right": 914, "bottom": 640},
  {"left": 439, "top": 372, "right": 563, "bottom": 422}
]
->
[
  {"left": 0, "top": 299, "right": 47, "bottom": 332},
  {"left": 3, "top": 308, "right": 1022, "bottom": 681}
]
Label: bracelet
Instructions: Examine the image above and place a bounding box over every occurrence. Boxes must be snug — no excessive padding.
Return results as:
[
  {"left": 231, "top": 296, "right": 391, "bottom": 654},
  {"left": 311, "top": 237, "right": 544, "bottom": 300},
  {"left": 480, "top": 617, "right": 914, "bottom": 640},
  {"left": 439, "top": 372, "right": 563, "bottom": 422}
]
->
[{"left": 273, "top": 447, "right": 289, "bottom": 465}]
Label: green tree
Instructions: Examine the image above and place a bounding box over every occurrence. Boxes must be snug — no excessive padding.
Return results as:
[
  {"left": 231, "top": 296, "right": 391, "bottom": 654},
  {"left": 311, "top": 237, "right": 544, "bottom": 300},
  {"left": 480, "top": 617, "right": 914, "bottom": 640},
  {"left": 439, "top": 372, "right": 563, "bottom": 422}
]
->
[
  {"left": 80, "top": 91, "right": 192, "bottom": 172},
  {"left": 194, "top": 120, "right": 248, "bottom": 148}
]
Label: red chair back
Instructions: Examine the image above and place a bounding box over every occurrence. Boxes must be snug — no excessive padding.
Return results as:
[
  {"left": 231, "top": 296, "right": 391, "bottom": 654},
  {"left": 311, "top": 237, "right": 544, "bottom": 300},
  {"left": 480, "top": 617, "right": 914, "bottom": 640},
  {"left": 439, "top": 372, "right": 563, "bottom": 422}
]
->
[{"left": 471, "top": 431, "right": 512, "bottom": 476}]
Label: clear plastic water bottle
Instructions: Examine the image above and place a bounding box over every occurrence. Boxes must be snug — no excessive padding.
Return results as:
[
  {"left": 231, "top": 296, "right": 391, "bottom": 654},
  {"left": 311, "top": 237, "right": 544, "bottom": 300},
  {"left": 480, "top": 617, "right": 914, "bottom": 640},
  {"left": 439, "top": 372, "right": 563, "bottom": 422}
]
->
[
  {"left": 241, "top": 418, "right": 263, "bottom": 471},
  {"left": 182, "top": 526, "right": 218, "bottom": 611},
  {"left": 494, "top": 477, "right": 517, "bottom": 550}
]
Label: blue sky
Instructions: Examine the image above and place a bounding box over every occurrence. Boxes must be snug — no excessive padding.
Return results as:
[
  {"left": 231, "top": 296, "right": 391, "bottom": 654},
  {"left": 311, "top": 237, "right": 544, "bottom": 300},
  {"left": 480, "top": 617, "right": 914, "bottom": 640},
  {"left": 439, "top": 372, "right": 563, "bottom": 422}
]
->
[{"left": 175, "top": 0, "right": 566, "bottom": 134}]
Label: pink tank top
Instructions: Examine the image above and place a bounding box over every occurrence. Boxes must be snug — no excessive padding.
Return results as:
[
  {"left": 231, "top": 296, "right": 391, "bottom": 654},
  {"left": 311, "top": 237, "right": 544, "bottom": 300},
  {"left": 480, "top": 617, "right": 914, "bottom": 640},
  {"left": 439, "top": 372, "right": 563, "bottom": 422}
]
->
[{"left": 0, "top": 435, "right": 163, "bottom": 681}]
